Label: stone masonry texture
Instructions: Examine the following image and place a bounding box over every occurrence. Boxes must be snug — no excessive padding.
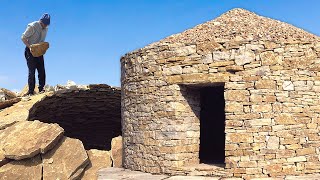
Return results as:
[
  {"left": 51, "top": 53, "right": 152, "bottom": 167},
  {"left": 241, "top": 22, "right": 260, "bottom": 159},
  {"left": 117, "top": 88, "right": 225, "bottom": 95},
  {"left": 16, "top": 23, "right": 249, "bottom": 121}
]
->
[
  {"left": 120, "top": 8, "right": 320, "bottom": 178},
  {"left": 27, "top": 84, "right": 121, "bottom": 150}
]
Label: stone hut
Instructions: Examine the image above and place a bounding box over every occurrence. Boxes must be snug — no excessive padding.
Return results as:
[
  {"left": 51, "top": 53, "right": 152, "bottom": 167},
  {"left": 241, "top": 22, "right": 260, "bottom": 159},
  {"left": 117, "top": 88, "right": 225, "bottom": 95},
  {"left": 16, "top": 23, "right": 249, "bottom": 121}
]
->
[{"left": 121, "top": 8, "right": 320, "bottom": 178}]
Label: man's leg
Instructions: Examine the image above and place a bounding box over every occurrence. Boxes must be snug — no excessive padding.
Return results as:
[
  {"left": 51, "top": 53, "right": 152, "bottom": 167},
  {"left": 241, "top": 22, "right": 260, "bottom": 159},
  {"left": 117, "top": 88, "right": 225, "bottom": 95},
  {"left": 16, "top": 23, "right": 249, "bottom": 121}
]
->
[
  {"left": 24, "top": 47, "right": 36, "bottom": 95},
  {"left": 36, "top": 55, "right": 46, "bottom": 92}
]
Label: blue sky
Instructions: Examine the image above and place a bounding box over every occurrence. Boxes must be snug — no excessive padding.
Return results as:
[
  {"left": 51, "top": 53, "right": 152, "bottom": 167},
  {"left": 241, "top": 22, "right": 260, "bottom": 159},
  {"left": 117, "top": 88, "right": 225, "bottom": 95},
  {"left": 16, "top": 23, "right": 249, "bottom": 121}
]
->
[{"left": 0, "top": 0, "right": 319, "bottom": 91}]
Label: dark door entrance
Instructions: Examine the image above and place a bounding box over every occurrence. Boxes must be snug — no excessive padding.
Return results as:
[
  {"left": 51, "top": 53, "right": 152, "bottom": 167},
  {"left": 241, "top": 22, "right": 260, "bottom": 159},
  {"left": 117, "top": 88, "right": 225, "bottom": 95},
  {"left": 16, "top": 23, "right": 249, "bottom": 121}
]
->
[{"left": 200, "top": 86, "right": 226, "bottom": 164}]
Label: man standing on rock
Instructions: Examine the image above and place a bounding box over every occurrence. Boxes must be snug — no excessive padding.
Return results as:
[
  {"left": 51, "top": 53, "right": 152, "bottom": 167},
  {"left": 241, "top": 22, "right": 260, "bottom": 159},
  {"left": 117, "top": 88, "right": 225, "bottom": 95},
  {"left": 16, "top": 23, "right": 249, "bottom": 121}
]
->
[{"left": 21, "top": 13, "right": 50, "bottom": 96}]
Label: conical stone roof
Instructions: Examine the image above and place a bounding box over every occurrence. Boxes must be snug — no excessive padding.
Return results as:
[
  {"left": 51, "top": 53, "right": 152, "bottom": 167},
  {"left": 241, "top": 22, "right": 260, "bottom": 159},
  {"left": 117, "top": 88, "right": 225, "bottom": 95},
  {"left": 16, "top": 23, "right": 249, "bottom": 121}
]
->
[{"left": 152, "top": 8, "right": 319, "bottom": 46}]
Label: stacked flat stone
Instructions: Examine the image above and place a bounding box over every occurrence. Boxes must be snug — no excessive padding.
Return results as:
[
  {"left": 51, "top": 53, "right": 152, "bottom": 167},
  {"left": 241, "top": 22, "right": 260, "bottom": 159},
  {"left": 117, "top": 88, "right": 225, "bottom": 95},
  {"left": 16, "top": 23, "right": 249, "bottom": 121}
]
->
[
  {"left": 121, "top": 8, "right": 320, "bottom": 178},
  {"left": 28, "top": 84, "right": 121, "bottom": 150}
]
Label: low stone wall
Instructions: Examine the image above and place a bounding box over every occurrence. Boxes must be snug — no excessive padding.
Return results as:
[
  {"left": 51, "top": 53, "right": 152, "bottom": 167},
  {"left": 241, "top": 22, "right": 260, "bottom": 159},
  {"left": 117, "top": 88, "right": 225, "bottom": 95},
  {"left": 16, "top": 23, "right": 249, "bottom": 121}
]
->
[{"left": 28, "top": 84, "right": 121, "bottom": 150}]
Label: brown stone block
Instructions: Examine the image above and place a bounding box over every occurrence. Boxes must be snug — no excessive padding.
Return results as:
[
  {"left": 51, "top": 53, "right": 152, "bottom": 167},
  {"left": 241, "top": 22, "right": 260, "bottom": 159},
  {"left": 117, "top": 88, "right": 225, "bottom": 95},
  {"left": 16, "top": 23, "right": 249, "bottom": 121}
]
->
[
  {"left": 250, "top": 94, "right": 263, "bottom": 103},
  {"left": 181, "top": 73, "right": 208, "bottom": 83},
  {"left": 156, "top": 59, "right": 167, "bottom": 64},
  {"left": 305, "top": 162, "right": 320, "bottom": 170},
  {"left": 242, "top": 149, "right": 255, "bottom": 156},
  {"left": 265, "top": 154, "right": 276, "bottom": 160},
  {"left": 296, "top": 147, "right": 315, "bottom": 156},
  {"left": 208, "top": 73, "right": 230, "bottom": 82},
  {"left": 282, "top": 165, "right": 297, "bottom": 174},
  {"left": 270, "top": 65, "right": 284, "bottom": 71},
  {"left": 226, "top": 149, "right": 243, "bottom": 156},
  {"left": 286, "top": 144, "right": 302, "bottom": 150},
  {"left": 227, "top": 113, "right": 261, "bottom": 120},
  {"left": 263, "top": 164, "right": 282, "bottom": 174},
  {"left": 251, "top": 104, "right": 272, "bottom": 112},
  {"left": 225, "top": 144, "right": 239, "bottom": 150},
  {"left": 287, "top": 156, "right": 307, "bottom": 163},
  {"left": 209, "top": 61, "right": 234, "bottom": 67},
  {"left": 260, "top": 51, "right": 280, "bottom": 65},
  {"left": 238, "top": 161, "right": 257, "bottom": 168},
  {"left": 263, "top": 95, "right": 277, "bottom": 102},
  {"left": 243, "top": 76, "right": 261, "bottom": 82},
  {"left": 232, "top": 167, "right": 246, "bottom": 174},
  {"left": 264, "top": 41, "right": 280, "bottom": 49},
  {"left": 246, "top": 168, "right": 262, "bottom": 174},
  {"left": 226, "top": 133, "right": 253, "bottom": 143},
  {"left": 254, "top": 135, "right": 266, "bottom": 143},
  {"left": 226, "top": 65, "right": 244, "bottom": 72},
  {"left": 167, "top": 75, "right": 183, "bottom": 84},
  {"left": 245, "top": 119, "right": 272, "bottom": 126},
  {"left": 276, "top": 149, "right": 295, "bottom": 158},
  {"left": 307, "top": 155, "right": 319, "bottom": 162},
  {"left": 283, "top": 57, "right": 308, "bottom": 69},
  {"left": 280, "top": 138, "right": 300, "bottom": 145},
  {"left": 196, "top": 40, "right": 223, "bottom": 55},
  {"left": 225, "top": 102, "right": 243, "bottom": 113},
  {"left": 225, "top": 90, "right": 249, "bottom": 102},
  {"left": 225, "top": 120, "right": 243, "bottom": 127},
  {"left": 255, "top": 79, "right": 276, "bottom": 89},
  {"left": 274, "top": 114, "right": 296, "bottom": 125}
]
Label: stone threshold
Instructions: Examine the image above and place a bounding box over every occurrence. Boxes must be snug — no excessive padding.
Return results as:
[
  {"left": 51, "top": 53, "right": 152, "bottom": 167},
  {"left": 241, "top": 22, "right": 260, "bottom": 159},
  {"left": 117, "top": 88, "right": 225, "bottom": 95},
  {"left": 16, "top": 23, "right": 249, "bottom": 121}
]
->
[
  {"left": 177, "top": 163, "right": 228, "bottom": 177},
  {"left": 98, "top": 167, "right": 320, "bottom": 180}
]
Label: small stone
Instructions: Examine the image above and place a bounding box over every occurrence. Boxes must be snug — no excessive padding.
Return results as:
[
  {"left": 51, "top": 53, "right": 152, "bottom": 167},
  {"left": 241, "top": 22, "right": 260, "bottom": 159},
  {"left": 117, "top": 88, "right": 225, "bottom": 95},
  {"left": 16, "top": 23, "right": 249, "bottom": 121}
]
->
[
  {"left": 282, "top": 81, "right": 294, "bottom": 91},
  {"left": 235, "top": 50, "right": 255, "bottom": 65},
  {"left": 267, "top": 136, "right": 280, "bottom": 149}
]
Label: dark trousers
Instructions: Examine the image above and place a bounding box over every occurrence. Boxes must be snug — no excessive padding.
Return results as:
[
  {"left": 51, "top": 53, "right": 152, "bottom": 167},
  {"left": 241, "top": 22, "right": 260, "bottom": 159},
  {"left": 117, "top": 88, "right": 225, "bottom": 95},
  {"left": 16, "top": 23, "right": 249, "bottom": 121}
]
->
[{"left": 24, "top": 47, "right": 46, "bottom": 94}]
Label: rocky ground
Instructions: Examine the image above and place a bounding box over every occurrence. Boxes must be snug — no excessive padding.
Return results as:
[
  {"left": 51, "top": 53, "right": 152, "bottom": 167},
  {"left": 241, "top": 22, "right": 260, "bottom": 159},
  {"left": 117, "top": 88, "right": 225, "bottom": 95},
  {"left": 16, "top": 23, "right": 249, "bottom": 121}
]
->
[
  {"left": 98, "top": 167, "right": 320, "bottom": 180},
  {"left": 0, "top": 89, "right": 121, "bottom": 180}
]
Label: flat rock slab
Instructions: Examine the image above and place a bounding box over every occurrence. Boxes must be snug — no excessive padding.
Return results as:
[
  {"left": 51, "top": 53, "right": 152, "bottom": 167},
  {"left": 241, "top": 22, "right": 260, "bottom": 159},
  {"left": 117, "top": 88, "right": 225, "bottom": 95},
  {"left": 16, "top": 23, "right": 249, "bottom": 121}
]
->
[
  {"left": 285, "top": 175, "right": 320, "bottom": 180},
  {"left": 0, "top": 155, "right": 42, "bottom": 180},
  {"left": 167, "top": 176, "right": 220, "bottom": 180},
  {"left": 82, "top": 149, "right": 112, "bottom": 180},
  {"left": 1, "top": 120, "right": 64, "bottom": 160},
  {"left": 98, "top": 168, "right": 168, "bottom": 180},
  {"left": 0, "top": 98, "right": 21, "bottom": 110},
  {"left": 0, "top": 117, "right": 17, "bottom": 130},
  {"left": 111, "top": 136, "right": 123, "bottom": 167},
  {"left": 42, "top": 136, "right": 89, "bottom": 180}
]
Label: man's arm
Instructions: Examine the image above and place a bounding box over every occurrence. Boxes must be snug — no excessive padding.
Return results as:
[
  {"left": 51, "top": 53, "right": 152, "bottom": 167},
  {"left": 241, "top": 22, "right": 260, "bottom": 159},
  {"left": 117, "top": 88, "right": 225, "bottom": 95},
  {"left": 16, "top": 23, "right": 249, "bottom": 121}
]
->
[
  {"left": 21, "top": 24, "right": 35, "bottom": 48},
  {"left": 21, "top": 37, "right": 30, "bottom": 48}
]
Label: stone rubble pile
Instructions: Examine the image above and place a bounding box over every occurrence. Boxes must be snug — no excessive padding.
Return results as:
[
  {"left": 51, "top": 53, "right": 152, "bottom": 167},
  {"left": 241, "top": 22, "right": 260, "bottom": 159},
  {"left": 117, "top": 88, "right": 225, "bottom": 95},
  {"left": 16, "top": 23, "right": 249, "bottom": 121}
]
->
[
  {"left": 154, "top": 8, "right": 319, "bottom": 46},
  {"left": 0, "top": 85, "right": 123, "bottom": 180},
  {"left": 0, "top": 119, "right": 123, "bottom": 179},
  {"left": 19, "top": 80, "right": 89, "bottom": 97}
]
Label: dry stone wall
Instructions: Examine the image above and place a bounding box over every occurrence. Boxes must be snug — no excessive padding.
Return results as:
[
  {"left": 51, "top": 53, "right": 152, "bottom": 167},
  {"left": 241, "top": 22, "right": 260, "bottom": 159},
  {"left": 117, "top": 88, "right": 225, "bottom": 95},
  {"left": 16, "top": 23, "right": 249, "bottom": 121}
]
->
[
  {"left": 121, "top": 37, "right": 320, "bottom": 178},
  {"left": 27, "top": 84, "right": 121, "bottom": 150}
]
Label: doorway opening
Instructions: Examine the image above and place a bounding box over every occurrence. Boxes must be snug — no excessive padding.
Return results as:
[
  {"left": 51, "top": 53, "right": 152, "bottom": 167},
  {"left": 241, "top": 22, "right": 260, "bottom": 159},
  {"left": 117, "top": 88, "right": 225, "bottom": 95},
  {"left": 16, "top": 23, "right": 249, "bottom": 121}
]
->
[{"left": 200, "top": 86, "right": 226, "bottom": 164}]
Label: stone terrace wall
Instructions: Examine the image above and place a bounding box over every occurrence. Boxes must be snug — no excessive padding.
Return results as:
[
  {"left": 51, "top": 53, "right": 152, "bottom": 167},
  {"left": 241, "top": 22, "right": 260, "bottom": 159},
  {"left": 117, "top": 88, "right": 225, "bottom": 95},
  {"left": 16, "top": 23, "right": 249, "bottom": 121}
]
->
[
  {"left": 28, "top": 84, "right": 121, "bottom": 150},
  {"left": 121, "top": 40, "right": 320, "bottom": 178}
]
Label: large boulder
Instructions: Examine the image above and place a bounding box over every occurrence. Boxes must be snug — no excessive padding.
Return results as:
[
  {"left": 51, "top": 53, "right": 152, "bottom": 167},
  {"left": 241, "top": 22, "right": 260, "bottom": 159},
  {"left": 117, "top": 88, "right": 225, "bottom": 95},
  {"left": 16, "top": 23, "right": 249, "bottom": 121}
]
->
[
  {"left": 42, "top": 137, "right": 89, "bottom": 180},
  {"left": 82, "top": 149, "right": 112, "bottom": 180},
  {"left": 111, "top": 136, "right": 123, "bottom": 167},
  {"left": 1, "top": 120, "right": 64, "bottom": 160},
  {"left": 0, "top": 155, "right": 42, "bottom": 180}
]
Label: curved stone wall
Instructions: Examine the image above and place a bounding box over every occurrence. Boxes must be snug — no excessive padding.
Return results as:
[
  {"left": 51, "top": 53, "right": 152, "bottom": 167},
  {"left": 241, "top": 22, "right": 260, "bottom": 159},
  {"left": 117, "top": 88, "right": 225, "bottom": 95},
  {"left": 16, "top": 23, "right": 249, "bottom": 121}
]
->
[
  {"left": 121, "top": 39, "right": 320, "bottom": 178},
  {"left": 28, "top": 84, "right": 121, "bottom": 150}
]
